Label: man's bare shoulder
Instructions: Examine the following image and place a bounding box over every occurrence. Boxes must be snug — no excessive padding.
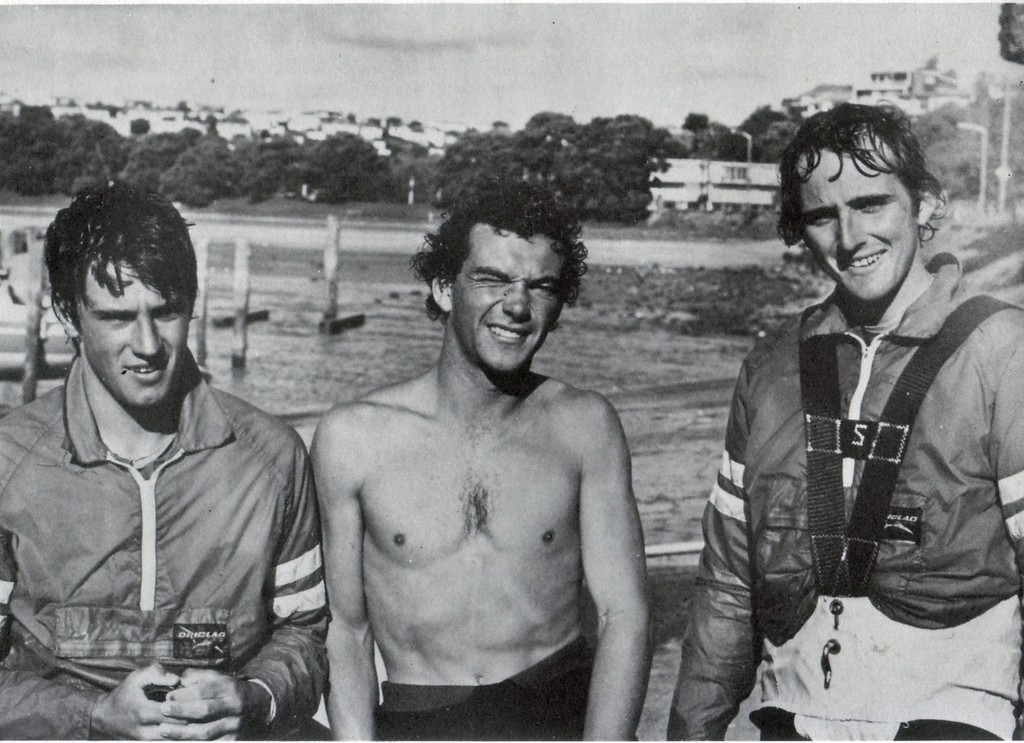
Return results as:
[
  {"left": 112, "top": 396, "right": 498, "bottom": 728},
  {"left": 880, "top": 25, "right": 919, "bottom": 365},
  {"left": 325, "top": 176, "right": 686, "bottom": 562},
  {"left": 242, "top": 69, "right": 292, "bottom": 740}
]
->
[
  {"left": 530, "top": 378, "right": 626, "bottom": 449},
  {"left": 317, "top": 373, "right": 436, "bottom": 439},
  {"left": 312, "top": 371, "right": 438, "bottom": 466}
]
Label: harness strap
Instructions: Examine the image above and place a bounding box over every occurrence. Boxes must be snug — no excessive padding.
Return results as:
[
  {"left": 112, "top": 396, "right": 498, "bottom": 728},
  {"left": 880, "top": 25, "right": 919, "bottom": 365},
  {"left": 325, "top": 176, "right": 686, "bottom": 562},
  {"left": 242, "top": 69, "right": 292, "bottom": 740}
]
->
[
  {"left": 799, "top": 295, "right": 1012, "bottom": 595},
  {"left": 799, "top": 332, "right": 850, "bottom": 593}
]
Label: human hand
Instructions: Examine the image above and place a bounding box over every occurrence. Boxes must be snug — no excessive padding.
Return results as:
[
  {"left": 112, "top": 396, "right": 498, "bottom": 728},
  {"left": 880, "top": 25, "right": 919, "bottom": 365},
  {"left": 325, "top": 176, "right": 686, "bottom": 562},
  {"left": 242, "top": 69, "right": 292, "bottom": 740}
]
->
[
  {"left": 89, "top": 663, "right": 182, "bottom": 740},
  {"left": 157, "top": 668, "right": 272, "bottom": 741}
]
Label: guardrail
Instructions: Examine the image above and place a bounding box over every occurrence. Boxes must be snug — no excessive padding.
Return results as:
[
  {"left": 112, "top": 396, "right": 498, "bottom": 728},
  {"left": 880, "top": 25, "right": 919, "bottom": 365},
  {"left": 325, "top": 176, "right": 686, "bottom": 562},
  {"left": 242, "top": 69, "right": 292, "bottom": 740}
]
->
[{"left": 645, "top": 541, "right": 703, "bottom": 558}]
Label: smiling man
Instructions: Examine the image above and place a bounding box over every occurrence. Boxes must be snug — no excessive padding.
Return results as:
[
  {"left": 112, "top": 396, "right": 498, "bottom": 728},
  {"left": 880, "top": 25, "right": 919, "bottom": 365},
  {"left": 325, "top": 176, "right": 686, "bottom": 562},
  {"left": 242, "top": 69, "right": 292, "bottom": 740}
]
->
[
  {"left": 0, "top": 184, "right": 327, "bottom": 739},
  {"left": 669, "top": 103, "right": 1024, "bottom": 740},
  {"left": 312, "top": 181, "right": 650, "bottom": 740}
]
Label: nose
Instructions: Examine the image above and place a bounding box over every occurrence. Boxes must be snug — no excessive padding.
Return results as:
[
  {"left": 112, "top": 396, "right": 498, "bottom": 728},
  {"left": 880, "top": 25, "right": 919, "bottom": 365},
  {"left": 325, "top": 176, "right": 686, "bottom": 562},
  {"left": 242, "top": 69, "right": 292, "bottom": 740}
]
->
[
  {"left": 837, "top": 210, "right": 864, "bottom": 253},
  {"left": 132, "top": 314, "right": 161, "bottom": 357},
  {"left": 502, "top": 281, "right": 531, "bottom": 321}
]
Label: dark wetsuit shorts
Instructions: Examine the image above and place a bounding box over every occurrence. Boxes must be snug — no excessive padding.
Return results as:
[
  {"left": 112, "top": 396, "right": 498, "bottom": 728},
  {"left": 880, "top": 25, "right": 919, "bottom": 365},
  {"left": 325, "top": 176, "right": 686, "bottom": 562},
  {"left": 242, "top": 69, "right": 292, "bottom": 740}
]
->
[{"left": 375, "top": 636, "right": 593, "bottom": 740}]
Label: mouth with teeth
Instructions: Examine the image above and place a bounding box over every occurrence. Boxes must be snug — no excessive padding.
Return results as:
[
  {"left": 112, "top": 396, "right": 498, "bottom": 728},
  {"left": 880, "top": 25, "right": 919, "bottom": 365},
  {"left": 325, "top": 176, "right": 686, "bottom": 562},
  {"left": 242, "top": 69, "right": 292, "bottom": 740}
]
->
[
  {"left": 122, "top": 363, "right": 166, "bottom": 377},
  {"left": 488, "top": 324, "right": 528, "bottom": 341},
  {"left": 845, "top": 250, "right": 886, "bottom": 270}
]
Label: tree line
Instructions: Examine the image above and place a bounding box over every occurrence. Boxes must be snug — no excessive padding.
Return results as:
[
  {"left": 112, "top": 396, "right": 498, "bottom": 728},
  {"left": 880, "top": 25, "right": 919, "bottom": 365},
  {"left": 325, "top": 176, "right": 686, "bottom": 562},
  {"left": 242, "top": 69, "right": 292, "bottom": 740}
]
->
[{"left": 0, "top": 94, "right": 1016, "bottom": 223}]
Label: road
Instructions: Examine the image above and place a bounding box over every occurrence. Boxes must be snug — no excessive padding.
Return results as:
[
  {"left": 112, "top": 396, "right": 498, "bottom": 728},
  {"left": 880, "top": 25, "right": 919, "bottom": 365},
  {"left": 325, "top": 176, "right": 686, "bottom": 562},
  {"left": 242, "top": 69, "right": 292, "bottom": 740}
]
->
[{"left": 0, "top": 204, "right": 782, "bottom": 269}]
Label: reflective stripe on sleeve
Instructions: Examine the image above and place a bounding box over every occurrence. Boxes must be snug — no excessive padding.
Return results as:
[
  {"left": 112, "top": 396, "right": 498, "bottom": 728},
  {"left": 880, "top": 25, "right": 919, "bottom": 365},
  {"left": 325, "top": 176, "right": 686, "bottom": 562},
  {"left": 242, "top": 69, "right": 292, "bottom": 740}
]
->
[
  {"left": 719, "top": 451, "right": 745, "bottom": 488},
  {"left": 999, "top": 469, "right": 1024, "bottom": 509},
  {"left": 1006, "top": 510, "right": 1024, "bottom": 542},
  {"left": 709, "top": 482, "right": 747, "bottom": 523},
  {"left": 275, "top": 545, "right": 322, "bottom": 588},
  {"left": 0, "top": 579, "right": 13, "bottom": 604},
  {"left": 273, "top": 581, "right": 326, "bottom": 618}
]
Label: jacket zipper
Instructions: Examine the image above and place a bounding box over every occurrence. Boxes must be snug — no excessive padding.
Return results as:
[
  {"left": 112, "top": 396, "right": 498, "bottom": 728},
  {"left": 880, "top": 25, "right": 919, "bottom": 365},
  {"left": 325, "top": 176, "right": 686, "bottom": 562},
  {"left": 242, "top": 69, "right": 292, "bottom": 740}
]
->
[
  {"left": 110, "top": 450, "right": 184, "bottom": 611},
  {"left": 843, "top": 332, "right": 886, "bottom": 488}
]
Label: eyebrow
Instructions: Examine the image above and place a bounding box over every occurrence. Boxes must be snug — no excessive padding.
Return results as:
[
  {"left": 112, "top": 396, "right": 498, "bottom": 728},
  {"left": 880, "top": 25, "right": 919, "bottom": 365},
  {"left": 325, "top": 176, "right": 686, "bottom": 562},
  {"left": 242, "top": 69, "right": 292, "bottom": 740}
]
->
[
  {"left": 89, "top": 302, "right": 183, "bottom": 319},
  {"left": 468, "top": 267, "right": 560, "bottom": 285},
  {"left": 803, "top": 193, "right": 895, "bottom": 220},
  {"left": 848, "top": 194, "right": 894, "bottom": 209},
  {"left": 468, "top": 267, "right": 513, "bottom": 281}
]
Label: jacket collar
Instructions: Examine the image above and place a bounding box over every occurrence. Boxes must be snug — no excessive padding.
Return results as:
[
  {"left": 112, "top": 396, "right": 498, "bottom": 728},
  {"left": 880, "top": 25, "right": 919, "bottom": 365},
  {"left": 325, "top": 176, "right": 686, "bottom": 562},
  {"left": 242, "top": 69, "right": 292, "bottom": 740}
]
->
[
  {"left": 800, "top": 253, "right": 968, "bottom": 342},
  {"left": 62, "top": 354, "right": 235, "bottom": 464}
]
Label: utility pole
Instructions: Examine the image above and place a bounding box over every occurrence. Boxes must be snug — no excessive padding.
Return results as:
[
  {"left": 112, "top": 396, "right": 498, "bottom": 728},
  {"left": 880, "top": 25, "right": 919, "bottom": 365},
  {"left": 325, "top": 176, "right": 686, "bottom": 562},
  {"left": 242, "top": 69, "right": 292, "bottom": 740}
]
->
[
  {"left": 997, "top": 77, "right": 1013, "bottom": 215},
  {"left": 730, "top": 129, "right": 754, "bottom": 210},
  {"left": 957, "top": 122, "right": 988, "bottom": 214}
]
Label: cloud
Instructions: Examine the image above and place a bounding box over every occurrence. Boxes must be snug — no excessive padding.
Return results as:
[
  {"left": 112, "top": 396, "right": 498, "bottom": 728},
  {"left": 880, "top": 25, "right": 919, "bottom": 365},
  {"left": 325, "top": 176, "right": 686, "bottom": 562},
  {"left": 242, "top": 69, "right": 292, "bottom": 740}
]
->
[{"left": 322, "top": 30, "right": 520, "bottom": 55}]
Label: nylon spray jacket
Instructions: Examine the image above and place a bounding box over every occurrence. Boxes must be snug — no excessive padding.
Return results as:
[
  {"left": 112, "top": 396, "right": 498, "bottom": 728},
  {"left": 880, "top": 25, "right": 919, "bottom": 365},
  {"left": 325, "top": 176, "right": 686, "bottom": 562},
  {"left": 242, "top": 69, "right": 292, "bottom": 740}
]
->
[
  {"left": 669, "top": 258, "right": 1024, "bottom": 739},
  {"left": 0, "top": 355, "right": 328, "bottom": 738}
]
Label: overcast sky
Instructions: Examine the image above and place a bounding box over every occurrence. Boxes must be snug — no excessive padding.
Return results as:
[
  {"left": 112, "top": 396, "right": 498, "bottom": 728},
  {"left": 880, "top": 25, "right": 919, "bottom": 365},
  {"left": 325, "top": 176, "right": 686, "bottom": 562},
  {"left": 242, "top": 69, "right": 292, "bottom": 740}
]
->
[{"left": 0, "top": 3, "right": 1017, "bottom": 130}]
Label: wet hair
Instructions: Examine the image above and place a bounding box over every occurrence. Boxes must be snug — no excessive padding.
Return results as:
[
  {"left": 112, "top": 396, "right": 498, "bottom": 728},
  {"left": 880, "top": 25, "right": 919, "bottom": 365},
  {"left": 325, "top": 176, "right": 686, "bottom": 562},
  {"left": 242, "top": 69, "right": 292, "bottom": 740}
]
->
[
  {"left": 778, "top": 102, "right": 945, "bottom": 246},
  {"left": 411, "top": 180, "right": 588, "bottom": 320},
  {"left": 45, "top": 182, "right": 197, "bottom": 328}
]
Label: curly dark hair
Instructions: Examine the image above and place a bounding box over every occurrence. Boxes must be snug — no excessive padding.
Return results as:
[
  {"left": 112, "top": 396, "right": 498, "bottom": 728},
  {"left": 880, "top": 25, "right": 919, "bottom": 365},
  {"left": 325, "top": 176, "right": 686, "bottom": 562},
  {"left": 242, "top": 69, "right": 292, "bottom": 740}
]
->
[
  {"left": 45, "top": 182, "right": 197, "bottom": 328},
  {"left": 778, "top": 102, "right": 946, "bottom": 246},
  {"left": 411, "top": 180, "right": 588, "bottom": 320}
]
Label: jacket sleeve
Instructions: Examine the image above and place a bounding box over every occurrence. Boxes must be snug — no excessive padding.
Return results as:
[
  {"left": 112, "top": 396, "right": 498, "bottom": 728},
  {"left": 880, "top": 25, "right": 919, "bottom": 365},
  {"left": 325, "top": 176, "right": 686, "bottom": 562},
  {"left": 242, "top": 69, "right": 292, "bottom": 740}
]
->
[
  {"left": 989, "top": 326, "right": 1024, "bottom": 577},
  {"left": 668, "top": 367, "right": 760, "bottom": 740},
  {"left": 0, "top": 527, "right": 102, "bottom": 739},
  {"left": 240, "top": 443, "right": 329, "bottom": 733}
]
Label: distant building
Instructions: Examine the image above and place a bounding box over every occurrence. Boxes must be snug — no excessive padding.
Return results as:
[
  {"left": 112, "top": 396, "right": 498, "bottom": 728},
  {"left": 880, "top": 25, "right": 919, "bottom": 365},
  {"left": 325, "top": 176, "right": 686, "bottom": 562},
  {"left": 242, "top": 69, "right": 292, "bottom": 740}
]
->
[
  {"left": 650, "top": 158, "right": 779, "bottom": 211},
  {"left": 7, "top": 90, "right": 468, "bottom": 159},
  {"left": 783, "top": 63, "right": 972, "bottom": 119},
  {"left": 781, "top": 84, "right": 854, "bottom": 119},
  {"left": 853, "top": 66, "right": 971, "bottom": 115}
]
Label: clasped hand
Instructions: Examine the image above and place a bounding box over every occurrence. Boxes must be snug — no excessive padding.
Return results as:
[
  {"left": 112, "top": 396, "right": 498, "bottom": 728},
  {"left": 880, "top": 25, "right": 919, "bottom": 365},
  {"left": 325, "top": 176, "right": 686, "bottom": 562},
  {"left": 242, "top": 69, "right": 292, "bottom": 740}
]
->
[{"left": 91, "top": 663, "right": 271, "bottom": 740}]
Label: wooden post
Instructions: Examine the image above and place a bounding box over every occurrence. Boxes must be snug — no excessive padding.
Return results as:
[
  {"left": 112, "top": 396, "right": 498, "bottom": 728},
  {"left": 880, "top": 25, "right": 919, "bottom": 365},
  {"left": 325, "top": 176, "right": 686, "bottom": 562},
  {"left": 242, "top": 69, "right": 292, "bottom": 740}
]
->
[
  {"left": 3, "top": 231, "right": 15, "bottom": 270},
  {"left": 321, "top": 215, "right": 341, "bottom": 330},
  {"left": 22, "top": 230, "right": 45, "bottom": 404},
  {"left": 231, "top": 239, "right": 251, "bottom": 371},
  {"left": 193, "top": 238, "right": 209, "bottom": 369}
]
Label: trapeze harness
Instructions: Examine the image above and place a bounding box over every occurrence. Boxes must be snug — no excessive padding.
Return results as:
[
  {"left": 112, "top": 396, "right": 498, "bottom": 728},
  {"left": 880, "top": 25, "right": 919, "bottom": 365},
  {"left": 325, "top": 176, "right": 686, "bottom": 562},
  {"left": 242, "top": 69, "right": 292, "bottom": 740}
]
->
[{"left": 798, "top": 295, "right": 1012, "bottom": 690}]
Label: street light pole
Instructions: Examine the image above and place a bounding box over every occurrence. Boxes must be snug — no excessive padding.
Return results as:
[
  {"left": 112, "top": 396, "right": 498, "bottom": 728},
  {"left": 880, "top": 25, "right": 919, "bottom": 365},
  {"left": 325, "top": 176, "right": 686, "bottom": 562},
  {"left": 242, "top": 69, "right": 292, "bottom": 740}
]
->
[
  {"left": 957, "top": 122, "right": 988, "bottom": 214},
  {"left": 730, "top": 129, "right": 754, "bottom": 210},
  {"left": 731, "top": 129, "right": 753, "bottom": 163},
  {"left": 997, "top": 77, "right": 1013, "bottom": 215}
]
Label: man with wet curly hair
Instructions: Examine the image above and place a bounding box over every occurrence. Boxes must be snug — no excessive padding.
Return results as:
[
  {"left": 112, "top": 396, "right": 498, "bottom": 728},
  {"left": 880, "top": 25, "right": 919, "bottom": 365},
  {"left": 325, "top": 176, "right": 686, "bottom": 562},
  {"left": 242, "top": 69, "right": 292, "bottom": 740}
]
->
[
  {"left": 313, "top": 180, "right": 650, "bottom": 740},
  {"left": 411, "top": 181, "right": 589, "bottom": 323},
  {"left": 670, "top": 103, "right": 1024, "bottom": 740}
]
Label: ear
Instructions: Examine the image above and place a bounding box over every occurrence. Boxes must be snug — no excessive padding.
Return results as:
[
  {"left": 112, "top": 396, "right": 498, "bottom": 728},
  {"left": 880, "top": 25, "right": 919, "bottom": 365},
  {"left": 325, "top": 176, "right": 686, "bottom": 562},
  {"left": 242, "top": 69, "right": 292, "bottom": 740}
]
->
[
  {"left": 916, "top": 193, "right": 939, "bottom": 227},
  {"left": 547, "top": 303, "right": 564, "bottom": 332},
  {"left": 55, "top": 308, "right": 79, "bottom": 341},
  {"left": 431, "top": 278, "right": 453, "bottom": 315}
]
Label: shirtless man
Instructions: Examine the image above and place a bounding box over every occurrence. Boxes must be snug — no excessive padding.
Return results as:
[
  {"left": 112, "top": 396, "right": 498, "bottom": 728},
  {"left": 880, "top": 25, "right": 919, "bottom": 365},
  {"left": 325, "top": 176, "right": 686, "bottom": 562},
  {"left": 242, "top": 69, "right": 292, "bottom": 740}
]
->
[{"left": 312, "top": 181, "right": 650, "bottom": 740}]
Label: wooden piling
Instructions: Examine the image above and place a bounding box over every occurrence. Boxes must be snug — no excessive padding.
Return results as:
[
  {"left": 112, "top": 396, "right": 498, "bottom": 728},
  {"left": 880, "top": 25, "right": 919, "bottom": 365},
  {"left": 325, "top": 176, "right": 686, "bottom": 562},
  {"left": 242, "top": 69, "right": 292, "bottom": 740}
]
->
[
  {"left": 322, "top": 215, "right": 341, "bottom": 330},
  {"left": 231, "top": 239, "right": 251, "bottom": 371},
  {"left": 193, "top": 238, "right": 209, "bottom": 369},
  {"left": 21, "top": 230, "right": 45, "bottom": 404},
  {"left": 3, "top": 230, "right": 23, "bottom": 275}
]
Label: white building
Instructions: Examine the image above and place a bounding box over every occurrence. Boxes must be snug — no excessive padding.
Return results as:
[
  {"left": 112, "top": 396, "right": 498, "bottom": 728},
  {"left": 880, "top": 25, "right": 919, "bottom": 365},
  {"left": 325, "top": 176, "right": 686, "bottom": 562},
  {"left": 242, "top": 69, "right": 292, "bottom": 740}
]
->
[{"left": 650, "top": 158, "right": 779, "bottom": 211}]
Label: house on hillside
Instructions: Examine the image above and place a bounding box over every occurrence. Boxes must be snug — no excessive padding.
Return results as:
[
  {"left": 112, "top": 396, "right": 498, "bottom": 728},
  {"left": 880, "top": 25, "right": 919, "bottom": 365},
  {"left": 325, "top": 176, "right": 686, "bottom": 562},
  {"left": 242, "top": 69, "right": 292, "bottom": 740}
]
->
[
  {"left": 853, "top": 66, "right": 971, "bottom": 114},
  {"left": 783, "top": 63, "right": 972, "bottom": 120},
  {"left": 782, "top": 84, "right": 853, "bottom": 119}
]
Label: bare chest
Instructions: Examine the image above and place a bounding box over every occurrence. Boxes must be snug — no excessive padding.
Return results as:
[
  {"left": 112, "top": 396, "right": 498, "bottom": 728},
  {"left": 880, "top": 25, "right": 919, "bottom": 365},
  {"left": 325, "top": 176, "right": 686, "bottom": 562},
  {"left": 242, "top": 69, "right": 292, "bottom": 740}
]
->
[{"left": 361, "top": 425, "right": 581, "bottom": 557}]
